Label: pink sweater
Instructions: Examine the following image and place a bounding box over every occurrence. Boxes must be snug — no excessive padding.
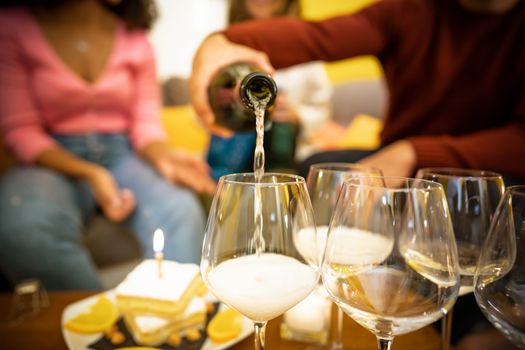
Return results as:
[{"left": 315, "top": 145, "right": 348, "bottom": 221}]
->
[{"left": 0, "top": 8, "right": 166, "bottom": 163}]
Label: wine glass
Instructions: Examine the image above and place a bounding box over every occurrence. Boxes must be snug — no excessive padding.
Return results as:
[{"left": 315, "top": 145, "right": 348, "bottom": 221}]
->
[
  {"left": 322, "top": 176, "right": 460, "bottom": 350},
  {"left": 474, "top": 186, "right": 525, "bottom": 349},
  {"left": 416, "top": 168, "right": 505, "bottom": 350},
  {"left": 306, "top": 163, "right": 382, "bottom": 350},
  {"left": 201, "top": 173, "right": 321, "bottom": 350}
]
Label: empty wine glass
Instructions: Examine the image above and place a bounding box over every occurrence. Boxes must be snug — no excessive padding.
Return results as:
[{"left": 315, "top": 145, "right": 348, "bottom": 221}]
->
[
  {"left": 201, "top": 173, "right": 321, "bottom": 350},
  {"left": 416, "top": 168, "right": 505, "bottom": 350},
  {"left": 322, "top": 176, "right": 460, "bottom": 350},
  {"left": 306, "top": 163, "right": 382, "bottom": 350},
  {"left": 474, "top": 185, "right": 525, "bottom": 348}
]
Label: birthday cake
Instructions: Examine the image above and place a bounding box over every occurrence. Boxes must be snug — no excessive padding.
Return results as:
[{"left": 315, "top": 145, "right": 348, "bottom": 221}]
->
[
  {"left": 115, "top": 259, "right": 206, "bottom": 319},
  {"left": 111, "top": 259, "right": 209, "bottom": 346},
  {"left": 123, "top": 297, "right": 207, "bottom": 346}
]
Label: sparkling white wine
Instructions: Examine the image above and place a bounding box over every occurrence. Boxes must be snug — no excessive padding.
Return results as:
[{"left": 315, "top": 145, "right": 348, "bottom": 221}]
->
[
  {"left": 403, "top": 248, "right": 460, "bottom": 288},
  {"left": 325, "top": 227, "right": 394, "bottom": 270},
  {"left": 207, "top": 253, "right": 318, "bottom": 322},
  {"left": 252, "top": 94, "right": 268, "bottom": 183},
  {"left": 249, "top": 86, "right": 271, "bottom": 255},
  {"left": 323, "top": 266, "right": 457, "bottom": 337},
  {"left": 294, "top": 225, "right": 329, "bottom": 264},
  {"left": 323, "top": 228, "right": 458, "bottom": 337}
]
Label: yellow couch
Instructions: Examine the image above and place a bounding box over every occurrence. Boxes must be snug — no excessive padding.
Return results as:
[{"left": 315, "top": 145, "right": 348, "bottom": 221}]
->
[{"left": 162, "top": 105, "right": 382, "bottom": 153}]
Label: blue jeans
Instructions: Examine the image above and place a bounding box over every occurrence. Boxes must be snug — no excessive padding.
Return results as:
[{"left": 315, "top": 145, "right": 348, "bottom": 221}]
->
[
  {"left": 207, "top": 132, "right": 256, "bottom": 180},
  {"left": 0, "top": 134, "right": 205, "bottom": 290}
]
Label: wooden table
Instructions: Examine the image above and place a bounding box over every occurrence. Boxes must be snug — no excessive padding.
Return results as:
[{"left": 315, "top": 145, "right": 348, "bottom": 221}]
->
[{"left": 0, "top": 292, "right": 440, "bottom": 350}]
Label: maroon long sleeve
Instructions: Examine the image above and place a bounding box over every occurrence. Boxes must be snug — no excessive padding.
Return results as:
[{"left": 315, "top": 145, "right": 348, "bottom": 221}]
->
[{"left": 224, "top": 0, "right": 525, "bottom": 180}]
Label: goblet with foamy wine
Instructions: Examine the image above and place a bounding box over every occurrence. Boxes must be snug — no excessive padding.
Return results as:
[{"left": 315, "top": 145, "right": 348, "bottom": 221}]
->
[
  {"left": 284, "top": 163, "right": 382, "bottom": 349},
  {"left": 201, "top": 173, "right": 321, "bottom": 350}
]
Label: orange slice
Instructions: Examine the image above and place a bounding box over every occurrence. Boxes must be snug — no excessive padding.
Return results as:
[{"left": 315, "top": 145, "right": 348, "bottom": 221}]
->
[
  {"left": 64, "top": 296, "right": 118, "bottom": 334},
  {"left": 207, "top": 307, "right": 243, "bottom": 343}
]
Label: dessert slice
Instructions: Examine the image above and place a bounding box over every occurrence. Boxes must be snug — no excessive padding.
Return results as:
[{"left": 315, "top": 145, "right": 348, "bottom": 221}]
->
[
  {"left": 115, "top": 259, "right": 205, "bottom": 319},
  {"left": 124, "top": 297, "right": 207, "bottom": 346}
]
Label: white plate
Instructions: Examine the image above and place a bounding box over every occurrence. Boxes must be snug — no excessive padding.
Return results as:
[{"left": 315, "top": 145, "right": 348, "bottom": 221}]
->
[{"left": 61, "top": 291, "right": 253, "bottom": 350}]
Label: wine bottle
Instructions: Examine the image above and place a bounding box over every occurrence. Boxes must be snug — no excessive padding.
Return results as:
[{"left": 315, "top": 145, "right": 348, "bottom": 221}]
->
[{"left": 208, "top": 63, "right": 278, "bottom": 132}]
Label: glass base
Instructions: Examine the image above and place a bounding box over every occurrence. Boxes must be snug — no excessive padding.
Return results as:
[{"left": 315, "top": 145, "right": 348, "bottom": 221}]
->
[{"left": 280, "top": 321, "right": 329, "bottom": 345}]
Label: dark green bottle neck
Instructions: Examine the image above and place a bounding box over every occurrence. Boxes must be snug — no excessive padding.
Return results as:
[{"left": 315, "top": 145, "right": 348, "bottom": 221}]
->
[{"left": 240, "top": 72, "right": 278, "bottom": 111}]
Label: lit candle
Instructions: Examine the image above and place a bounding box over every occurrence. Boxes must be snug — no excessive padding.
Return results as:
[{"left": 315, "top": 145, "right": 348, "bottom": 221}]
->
[{"left": 153, "top": 229, "right": 164, "bottom": 278}]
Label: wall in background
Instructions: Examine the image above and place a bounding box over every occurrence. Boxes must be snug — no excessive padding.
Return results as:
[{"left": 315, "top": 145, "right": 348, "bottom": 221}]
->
[
  {"left": 300, "top": 0, "right": 382, "bottom": 83},
  {"left": 149, "top": 0, "right": 228, "bottom": 80},
  {"left": 301, "top": 0, "right": 377, "bottom": 20}
]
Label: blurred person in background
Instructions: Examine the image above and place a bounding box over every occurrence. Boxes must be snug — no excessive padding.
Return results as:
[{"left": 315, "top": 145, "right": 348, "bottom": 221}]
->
[
  {"left": 192, "top": 0, "right": 525, "bottom": 184},
  {"left": 190, "top": 0, "right": 525, "bottom": 348},
  {"left": 0, "top": 0, "right": 215, "bottom": 291},
  {"left": 207, "top": 0, "right": 333, "bottom": 179}
]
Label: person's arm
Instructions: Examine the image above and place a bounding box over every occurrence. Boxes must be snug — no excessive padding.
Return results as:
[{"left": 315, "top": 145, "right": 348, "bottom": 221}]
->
[
  {"left": 191, "top": 1, "right": 398, "bottom": 128},
  {"left": 408, "top": 77, "right": 525, "bottom": 179},
  {"left": 408, "top": 121, "right": 525, "bottom": 179},
  {"left": 141, "top": 141, "right": 216, "bottom": 194},
  {"left": 359, "top": 90, "right": 525, "bottom": 180},
  {"left": 130, "top": 33, "right": 215, "bottom": 194},
  {"left": 0, "top": 21, "right": 59, "bottom": 164},
  {"left": 357, "top": 121, "right": 525, "bottom": 180},
  {"left": 222, "top": 6, "right": 391, "bottom": 69},
  {"left": 36, "top": 148, "right": 135, "bottom": 222}
]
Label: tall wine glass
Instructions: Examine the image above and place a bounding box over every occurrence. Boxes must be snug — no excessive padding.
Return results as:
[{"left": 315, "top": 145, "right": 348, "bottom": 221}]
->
[
  {"left": 201, "top": 173, "right": 321, "bottom": 350},
  {"left": 416, "top": 168, "right": 505, "bottom": 350},
  {"left": 474, "top": 186, "right": 525, "bottom": 348},
  {"left": 306, "top": 163, "right": 382, "bottom": 350},
  {"left": 322, "top": 176, "right": 460, "bottom": 350}
]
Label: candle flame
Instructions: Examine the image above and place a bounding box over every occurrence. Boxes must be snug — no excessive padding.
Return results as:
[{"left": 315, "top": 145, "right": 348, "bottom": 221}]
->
[{"left": 153, "top": 229, "right": 164, "bottom": 253}]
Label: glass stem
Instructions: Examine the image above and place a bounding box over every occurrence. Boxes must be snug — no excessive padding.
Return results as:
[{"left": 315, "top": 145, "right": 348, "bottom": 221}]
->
[
  {"left": 377, "top": 337, "right": 393, "bottom": 350},
  {"left": 441, "top": 307, "right": 454, "bottom": 350},
  {"left": 254, "top": 321, "right": 267, "bottom": 350},
  {"left": 331, "top": 307, "right": 344, "bottom": 350}
]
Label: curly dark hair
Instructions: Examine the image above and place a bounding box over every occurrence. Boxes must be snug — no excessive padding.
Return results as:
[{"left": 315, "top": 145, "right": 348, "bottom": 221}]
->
[{"left": 1, "top": 0, "right": 158, "bottom": 30}]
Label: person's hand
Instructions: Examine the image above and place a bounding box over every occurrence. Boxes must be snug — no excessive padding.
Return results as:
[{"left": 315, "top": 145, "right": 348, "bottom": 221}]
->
[
  {"left": 358, "top": 140, "right": 417, "bottom": 178},
  {"left": 270, "top": 93, "right": 300, "bottom": 124},
  {"left": 86, "top": 166, "right": 136, "bottom": 222},
  {"left": 142, "top": 141, "right": 216, "bottom": 195},
  {"left": 190, "top": 33, "right": 274, "bottom": 134}
]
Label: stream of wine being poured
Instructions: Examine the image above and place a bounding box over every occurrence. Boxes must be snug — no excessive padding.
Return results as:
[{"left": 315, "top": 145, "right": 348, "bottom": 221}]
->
[{"left": 249, "top": 91, "right": 271, "bottom": 256}]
